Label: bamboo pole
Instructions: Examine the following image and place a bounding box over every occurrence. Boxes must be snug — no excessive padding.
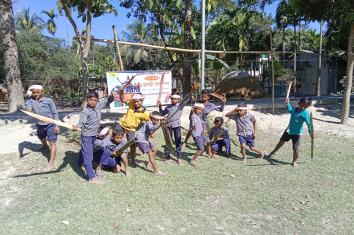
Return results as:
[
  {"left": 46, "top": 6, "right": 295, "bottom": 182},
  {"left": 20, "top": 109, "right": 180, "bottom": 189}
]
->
[
  {"left": 74, "top": 37, "right": 320, "bottom": 55},
  {"left": 112, "top": 25, "right": 124, "bottom": 71},
  {"left": 270, "top": 28, "right": 275, "bottom": 114}
]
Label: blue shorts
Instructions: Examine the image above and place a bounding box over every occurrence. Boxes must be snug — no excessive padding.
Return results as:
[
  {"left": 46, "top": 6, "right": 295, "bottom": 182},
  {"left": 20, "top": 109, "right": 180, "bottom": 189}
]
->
[
  {"left": 193, "top": 135, "right": 210, "bottom": 150},
  {"left": 239, "top": 134, "right": 255, "bottom": 147},
  {"left": 136, "top": 141, "right": 155, "bottom": 153},
  {"left": 37, "top": 123, "right": 57, "bottom": 142}
]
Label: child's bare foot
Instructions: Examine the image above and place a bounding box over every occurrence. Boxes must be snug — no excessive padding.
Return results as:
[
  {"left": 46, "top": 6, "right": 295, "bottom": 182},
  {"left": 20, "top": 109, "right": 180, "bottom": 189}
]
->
[
  {"left": 207, "top": 154, "right": 219, "bottom": 159},
  {"left": 201, "top": 151, "right": 207, "bottom": 156},
  {"left": 181, "top": 143, "right": 186, "bottom": 149},
  {"left": 292, "top": 161, "right": 299, "bottom": 168},
  {"left": 177, "top": 159, "right": 184, "bottom": 166},
  {"left": 227, "top": 154, "right": 232, "bottom": 160},
  {"left": 259, "top": 152, "right": 265, "bottom": 159},
  {"left": 165, "top": 159, "right": 172, "bottom": 165},
  {"left": 42, "top": 162, "right": 54, "bottom": 172},
  {"left": 241, "top": 158, "right": 247, "bottom": 163},
  {"left": 125, "top": 170, "right": 132, "bottom": 178},
  {"left": 146, "top": 162, "right": 152, "bottom": 169},
  {"left": 154, "top": 170, "right": 167, "bottom": 176},
  {"left": 89, "top": 178, "right": 105, "bottom": 185},
  {"left": 95, "top": 171, "right": 105, "bottom": 179},
  {"left": 189, "top": 160, "right": 200, "bottom": 167}
]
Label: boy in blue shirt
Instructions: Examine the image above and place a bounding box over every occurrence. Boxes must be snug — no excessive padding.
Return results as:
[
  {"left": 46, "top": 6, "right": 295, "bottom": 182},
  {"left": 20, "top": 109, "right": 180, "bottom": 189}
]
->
[
  {"left": 26, "top": 84, "right": 60, "bottom": 172},
  {"left": 72, "top": 91, "right": 115, "bottom": 185},
  {"left": 209, "top": 117, "right": 231, "bottom": 159},
  {"left": 267, "top": 97, "right": 314, "bottom": 167}
]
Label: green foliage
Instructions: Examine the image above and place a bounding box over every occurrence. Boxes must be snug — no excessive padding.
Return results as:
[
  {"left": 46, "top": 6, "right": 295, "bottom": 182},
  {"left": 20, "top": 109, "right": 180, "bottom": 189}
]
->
[{"left": 263, "top": 60, "right": 296, "bottom": 83}]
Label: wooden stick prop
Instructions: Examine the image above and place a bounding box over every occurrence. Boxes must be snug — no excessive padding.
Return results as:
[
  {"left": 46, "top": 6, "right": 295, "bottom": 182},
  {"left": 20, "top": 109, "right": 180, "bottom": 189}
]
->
[
  {"left": 21, "top": 110, "right": 81, "bottom": 131},
  {"left": 210, "top": 129, "right": 225, "bottom": 145},
  {"left": 310, "top": 112, "right": 314, "bottom": 159},
  {"left": 115, "top": 138, "right": 136, "bottom": 155},
  {"left": 151, "top": 83, "right": 198, "bottom": 134},
  {"left": 161, "top": 122, "right": 173, "bottom": 151},
  {"left": 157, "top": 72, "right": 165, "bottom": 105},
  {"left": 210, "top": 93, "right": 224, "bottom": 100},
  {"left": 121, "top": 74, "right": 138, "bottom": 91},
  {"left": 286, "top": 81, "right": 293, "bottom": 98}
]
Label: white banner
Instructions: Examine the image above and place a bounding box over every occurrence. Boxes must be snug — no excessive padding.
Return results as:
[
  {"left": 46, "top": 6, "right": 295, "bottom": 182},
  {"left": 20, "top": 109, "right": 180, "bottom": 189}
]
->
[{"left": 106, "top": 70, "right": 172, "bottom": 110}]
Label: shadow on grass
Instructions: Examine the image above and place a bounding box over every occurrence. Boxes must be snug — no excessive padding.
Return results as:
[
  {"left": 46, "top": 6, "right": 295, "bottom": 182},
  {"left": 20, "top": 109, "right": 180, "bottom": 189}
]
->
[
  {"left": 246, "top": 156, "right": 291, "bottom": 166},
  {"left": 12, "top": 150, "right": 87, "bottom": 180},
  {"left": 18, "top": 141, "right": 44, "bottom": 158}
]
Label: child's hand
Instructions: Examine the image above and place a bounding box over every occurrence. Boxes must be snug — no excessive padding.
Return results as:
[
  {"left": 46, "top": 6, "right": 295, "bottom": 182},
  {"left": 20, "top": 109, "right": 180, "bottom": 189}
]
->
[
  {"left": 27, "top": 109, "right": 34, "bottom": 113},
  {"left": 193, "top": 126, "right": 197, "bottom": 130},
  {"left": 310, "top": 134, "right": 315, "bottom": 139},
  {"left": 111, "top": 91, "right": 117, "bottom": 97},
  {"left": 285, "top": 97, "right": 289, "bottom": 103},
  {"left": 253, "top": 134, "right": 257, "bottom": 139},
  {"left": 54, "top": 126, "right": 60, "bottom": 134},
  {"left": 107, "top": 128, "right": 113, "bottom": 136},
  {"left": 150, "top": 133, "right": 155, "bottom": 138},
  {"left": 118, "top": 88, "right": 124, "bottom": 94},
  {"left": 111, "top": 151, "right": 117, "bottom": 157},
  {"left": 72, "top": 125, "right": 78, "bottom": 131},
  {"left": 157, "top": 100, "right": 161, "bottom": 107},
  {"left": 221, "top": 97, "right": 227, "bottom": 104}
]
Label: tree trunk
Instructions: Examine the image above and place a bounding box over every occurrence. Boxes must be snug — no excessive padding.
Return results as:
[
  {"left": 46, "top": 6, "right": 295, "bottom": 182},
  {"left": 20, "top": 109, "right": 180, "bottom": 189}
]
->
[
  {"left": 0, "top": 0, "right": 25, "bottom": 112},
  {"left": 341, "top": 23, "right": 354, "bottom": 125},
  {"left": 316, "top": 20, "right": 323, "bottom": 96},
  {"left": 182, "top": 0, "right": 193, "bottom": 98}
]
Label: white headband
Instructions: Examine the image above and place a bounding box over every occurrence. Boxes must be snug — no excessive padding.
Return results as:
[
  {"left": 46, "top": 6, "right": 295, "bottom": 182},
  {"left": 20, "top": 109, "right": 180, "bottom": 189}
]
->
[
  {"left": 238, "top": 107, "right": 247, "bottom": 110},
  {"left": 170, "top": 94, "right": 181, "bottom": 99},
  {"left": 193, "top": 103, "right": 205, "bottom": 108},
  {"left": 98, "top": 127, "right": 109, "bottom": 136},
  {"left": 150, "top": 114, "right": 163, "bottom": 120},
  {"left": 132, "top": 93, "right": 145, "bottom": 100},
  {"left": 27, "top": 85, "right": 43, "bottom": 96}
]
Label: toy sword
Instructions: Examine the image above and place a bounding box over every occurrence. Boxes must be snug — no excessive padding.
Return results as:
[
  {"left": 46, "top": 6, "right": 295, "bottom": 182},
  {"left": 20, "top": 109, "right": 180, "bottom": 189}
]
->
[
  {"left": 210, "top": 92, "right": 224, "bottom": 100},
  {"left": 286, "top": 81, "right": 293, "bottom": 98},
  {"left": 115, "top": 138, "right": 136, "bottom": 155},
  {"left": 210, "top": 129, "right": 225, "bottom": 145},
  {"left": 121, "top": 74, "right": 138, "bottom": 90},
  {"left": 310, "top": 112, "right": 314, "bottom": 159},
  {"left": 157, "top": 72, "right": 165, "bottom": 105}
]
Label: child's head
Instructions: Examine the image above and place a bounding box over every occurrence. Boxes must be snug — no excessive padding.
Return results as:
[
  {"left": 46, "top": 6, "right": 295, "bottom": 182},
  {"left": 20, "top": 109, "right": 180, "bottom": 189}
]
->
[
  {"left": 298, "top": 97, "right": 312, "bottom": 111},
  {"left": 86, "top": 91, "right": 99, "bottom": 108},
  {"left": 237, "top": 102, "right": 247, "bottom": 116},
  {"left": 112, "top": 131, "right": 124, "bottom": 144},
  {"left": 132, "top": 93, "right": 144, "bottom": 109},
  {"left": 214, "top": 117, "right": 224, "bottom": 128},
  {"left": 193, "top": 102, "right": 205, "bottom": 115},
  {"left": 150, "top": 111, "right": 163, "bottom": 125},
  {"left": 27, "top": 83, "right": 43, "bottom": 99},
  {"left": 201, "top": 89, "right": 211, "bottom": 102},
  {"left": 97, "top": 126, "right": 109, "bottom": 139},
  {"left": 170, "top": 92, "right": 181, "bottom": 105}
]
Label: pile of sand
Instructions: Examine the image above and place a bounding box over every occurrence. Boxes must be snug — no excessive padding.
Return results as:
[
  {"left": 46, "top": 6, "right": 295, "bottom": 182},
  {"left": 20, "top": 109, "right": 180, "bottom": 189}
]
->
[{"left": 214, "top": 77, "right": 266, "bottom": 100}]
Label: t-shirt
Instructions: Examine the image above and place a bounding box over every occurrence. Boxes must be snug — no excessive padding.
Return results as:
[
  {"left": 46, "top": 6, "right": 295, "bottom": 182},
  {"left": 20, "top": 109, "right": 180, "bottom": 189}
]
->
[
  {"left": 209, "top": 125, "right": 229, "bottom": 140},
  {"left": 106, "top": 138, "right": 129, "bottom": 153},
  {"left": 25, "top": 96, "right": 59, "bottom": 126},
  {"left": 286, "top": 103, "right": 312, "bottom": 135},
  {"left": 119, "top": 101, "right": 150, "bottom": 131},
  {"left": 229, "top": 112, "right": 256, "bottom": 136},
  {"left": 136, "top": 120, "right": 160, "bottom": 143},
  {"left": 93, "top": 135, "right": 111, "bottom": 152},
  {"left": 159, "top": 103, "right": 183, "bottom": 128},
  {"left": 190, "top": 112, "right": 203, "bottom": 137}
]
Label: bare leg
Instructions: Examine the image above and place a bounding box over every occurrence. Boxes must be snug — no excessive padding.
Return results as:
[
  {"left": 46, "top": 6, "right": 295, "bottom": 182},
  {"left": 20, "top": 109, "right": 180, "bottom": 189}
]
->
[
  {"left": 206, "top": 142, "right": 218, "bottom": 159},
  {"left": 39, "top": 138, "right": 49, "bottom": 150},
  {"left": 240, "top": 143, "right": 247, "bottom": 163},
  {"left": 182, "top": 130, "right": 191, "bottom": 149},
  {"left": 267, "top": 140, "right": 286, "bottom": 158},
  {"left": 112, "top": 165, "right": 121, "bottom": 173},
  {"left": 148, "top": 147, "right": 166, "bottom": 175},
  {"left": 130, "top": 145, "right": 139, "bottom": 167},
  {"left": 43, "top": 141, "right": 56, "bottom": 172},
  {"left": 190, "top": 149, "right": 204, "bottom": 166},
  {"left": 292, "top": 150, "right": 299, "bottom": 167},
  {"left": 250, "top": 146, "right": 264, "bottom": 159},
  {"left": 121, "top": 153, "right": 131, "bottom": 177}
]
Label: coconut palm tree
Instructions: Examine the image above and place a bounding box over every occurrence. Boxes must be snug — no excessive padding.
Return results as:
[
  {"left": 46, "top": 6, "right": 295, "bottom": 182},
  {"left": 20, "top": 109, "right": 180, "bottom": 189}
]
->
[
  {"left": 41, "top": 9, "right": 58, "bottom": 36},
  {"left": 15, "top": 7, "right": 44, "bottom": 32}
]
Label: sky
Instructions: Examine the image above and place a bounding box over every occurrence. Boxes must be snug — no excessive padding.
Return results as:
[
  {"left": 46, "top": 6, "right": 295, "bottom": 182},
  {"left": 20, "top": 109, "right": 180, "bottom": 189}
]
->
[{"left": 12, "top": 0, "right": 321, "bottom": 47}]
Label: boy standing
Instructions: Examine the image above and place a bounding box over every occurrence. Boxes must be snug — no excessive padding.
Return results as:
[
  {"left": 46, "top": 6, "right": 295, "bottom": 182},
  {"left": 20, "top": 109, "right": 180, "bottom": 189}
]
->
[
  {"left": 225, "top": 103, "right": 264, "bottom": 163},
  {"left": 189, "top": 102, "right": 213, "bottom": 167},
  {"left": 114, "top": 89, "right": 150, "bottom": 166},
  {"left": 72, "top": 91, "right": 114, "bottom": 185},
  {"left": 267, "top": 97, "right": 314, "bottom": 167},
  {"left": 209, "top": 117, "right": 231, "bottom": 159},
  {"left": 135, "top": 111, "right": 167, "bottom": 176},
  {"left": 158, "top": 91, "right": 184, "bottom": 166},
  {"left": 26, "top": 84, "right": 60, "bottom": 172}
]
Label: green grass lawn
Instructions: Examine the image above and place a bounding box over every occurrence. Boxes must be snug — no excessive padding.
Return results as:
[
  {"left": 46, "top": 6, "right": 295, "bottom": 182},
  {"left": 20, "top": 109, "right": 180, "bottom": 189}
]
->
[{"left": 1, "top": 129, "right": 353, "bottom": 234}]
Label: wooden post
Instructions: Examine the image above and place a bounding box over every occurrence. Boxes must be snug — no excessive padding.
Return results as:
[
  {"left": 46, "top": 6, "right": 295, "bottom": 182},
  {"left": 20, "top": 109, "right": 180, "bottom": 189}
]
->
[
  {"left": 269, "top": 28, "right": 275, "bottom": 114},
  {"left": 112, "top": 25, "right": 124, "bottom": 71}
]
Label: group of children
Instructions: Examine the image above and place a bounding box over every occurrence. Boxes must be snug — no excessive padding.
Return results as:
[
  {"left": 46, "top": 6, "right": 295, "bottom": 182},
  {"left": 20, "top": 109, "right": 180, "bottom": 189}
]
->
[{"left": 26, "top": 84, "right": 314, "bottom": 184}]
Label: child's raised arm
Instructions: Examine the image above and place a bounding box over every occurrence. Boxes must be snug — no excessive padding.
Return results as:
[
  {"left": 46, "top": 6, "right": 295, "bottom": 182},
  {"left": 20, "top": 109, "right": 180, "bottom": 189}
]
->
[
  {"left": 225, "top": 107, "right": 239, "bottom": 117},
  {"left": 118, "top": 88, "right": 129, "bottom": 104}
]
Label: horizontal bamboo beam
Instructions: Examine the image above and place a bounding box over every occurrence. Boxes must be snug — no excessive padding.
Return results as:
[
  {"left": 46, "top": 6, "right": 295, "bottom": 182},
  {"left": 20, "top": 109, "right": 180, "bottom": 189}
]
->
[{"left": 74, "top": 36, "right": 319, "bottom": 55}]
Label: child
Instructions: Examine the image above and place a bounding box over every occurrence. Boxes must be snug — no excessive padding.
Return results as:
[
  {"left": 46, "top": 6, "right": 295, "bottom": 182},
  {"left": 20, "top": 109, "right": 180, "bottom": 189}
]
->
[
  {"left": 91, "top": 127, "right": 120, "bottom": 179},
  {"left": 135, "top": 111, "right": 167, "bottom": 175},
  {"left": 158, "top": 91, "right": 184, "bottom": 166},
  {"left": 209, "top": 117, "right": 231, "bottom": 159},
  {"left": 225, "top": 103, "right": 264, "bottom": 163},
  {"left": 114, "top": 89, "right": 150, "bottom": 167},
  {"left": 25, "top": 83, "right": 60, "bottom": 172},
  {"left": 182, "top": 89, "right": 226, "bottom": 148},
  {"left": 267, "top": 97, "right": 314, "bottom": 168},
  {"left": 189, "top": 102, "right": 213, "bottom": 167},
  {"left": 72, "top": 91, "right": 115, "bottom": 185},
  {"left": 107, "top": 131, "right": 131, "bottom": 178}
]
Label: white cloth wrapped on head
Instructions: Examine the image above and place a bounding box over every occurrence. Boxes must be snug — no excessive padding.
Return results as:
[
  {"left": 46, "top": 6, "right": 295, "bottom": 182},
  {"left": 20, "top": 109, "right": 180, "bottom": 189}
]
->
[
  {"left": 150, "top": 113, "right": 163, "bottom": 120},
  {"left": 170, "top": 94, "right": 181, "bottom": 99},
  {"left": 193, "top": 102, "right": 205, "bottom": 109},
  {"left": 238, "top": 107, "right": 247, "bottom": 110},
  {"left": 26, "top": 85, "right": 43, "bottom": 96},
  {"left": 98, "top": 127, "right": 109, "bottom": 136},
  {"left": 132, "top": 93, "right": 144, "bottom": 100}
]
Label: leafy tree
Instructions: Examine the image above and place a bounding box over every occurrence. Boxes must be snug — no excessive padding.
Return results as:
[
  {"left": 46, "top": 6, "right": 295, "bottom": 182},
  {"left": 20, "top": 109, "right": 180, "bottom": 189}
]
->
[
  {"left": 0, "top": 0, "right": 25, "bottom": 112},
  {"left": 41, "top": 9, "right": 58, "bottom": 36},
  {"left": 15, "top": 7, "right": 44, "bottom": 32}
]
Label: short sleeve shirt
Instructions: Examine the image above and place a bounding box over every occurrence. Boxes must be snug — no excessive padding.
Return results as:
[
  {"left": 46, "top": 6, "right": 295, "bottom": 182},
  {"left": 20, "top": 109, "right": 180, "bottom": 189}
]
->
[
  {"left": 229, "top": 112, "right": 256, "bottom": 136},
  {"left": 119, "top": 101, "right": 150, "bottom": 131}
]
